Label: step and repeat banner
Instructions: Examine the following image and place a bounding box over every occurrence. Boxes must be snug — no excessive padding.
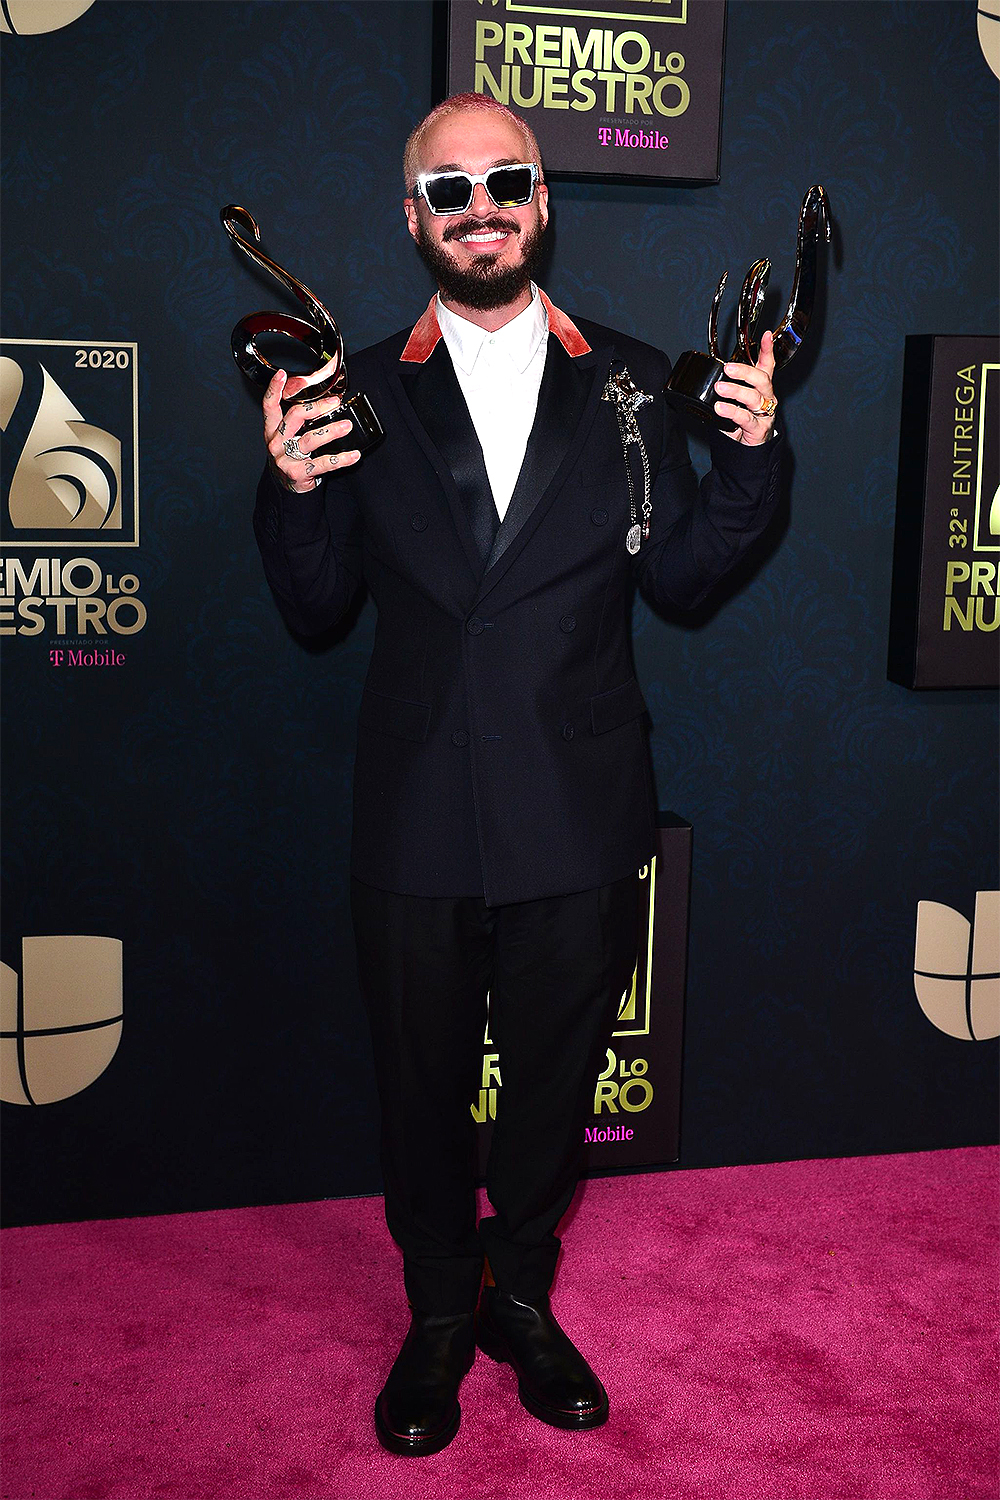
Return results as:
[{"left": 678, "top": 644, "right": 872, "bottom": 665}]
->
[{"left": 1, "top": 1, "right": 997, "bottom": 1227}]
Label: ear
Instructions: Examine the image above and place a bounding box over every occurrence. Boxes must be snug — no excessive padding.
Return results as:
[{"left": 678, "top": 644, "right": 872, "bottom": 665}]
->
[
  {"left": 403, "top": 196, "right": 419, "bottom": 243},
  {"left": 537, "top": 179, "right": 549, "bottom": 230}
]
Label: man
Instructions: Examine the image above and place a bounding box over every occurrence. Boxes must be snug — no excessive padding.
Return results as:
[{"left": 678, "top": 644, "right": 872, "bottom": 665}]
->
[{"left": 253, "top": 93, "right": 782, "bottom": 1456}]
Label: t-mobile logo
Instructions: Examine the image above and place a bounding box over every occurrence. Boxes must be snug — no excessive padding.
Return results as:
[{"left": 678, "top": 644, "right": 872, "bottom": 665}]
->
[{"left": 598, "top": 127, "right": 669, "bottom": 149}]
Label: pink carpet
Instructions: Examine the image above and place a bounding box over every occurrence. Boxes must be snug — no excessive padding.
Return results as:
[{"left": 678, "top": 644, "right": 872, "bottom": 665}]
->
[{"left": 2, "top": 1148, "right": 996, "bottom": 1500}]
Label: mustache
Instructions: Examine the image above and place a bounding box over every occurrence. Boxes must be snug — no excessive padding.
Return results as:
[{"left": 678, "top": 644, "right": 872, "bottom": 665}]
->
[{"left": 443, "top": 215, "right": 520, "bottom": 243}]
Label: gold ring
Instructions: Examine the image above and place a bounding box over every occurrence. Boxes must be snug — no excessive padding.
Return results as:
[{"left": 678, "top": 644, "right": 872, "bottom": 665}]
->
[{"left": 753, "top": 394, "right": 777, "bottom": 419}]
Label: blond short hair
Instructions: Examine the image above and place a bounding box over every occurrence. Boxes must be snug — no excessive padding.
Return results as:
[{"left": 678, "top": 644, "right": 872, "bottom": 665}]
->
[{"left": 403, "top": 93, "right": 543, "bottom": 195}]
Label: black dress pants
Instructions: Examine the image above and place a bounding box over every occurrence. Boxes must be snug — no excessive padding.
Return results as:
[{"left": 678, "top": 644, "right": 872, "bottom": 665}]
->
[{"left": 350, "top": 873, "right": 641, "bottom": 1314}]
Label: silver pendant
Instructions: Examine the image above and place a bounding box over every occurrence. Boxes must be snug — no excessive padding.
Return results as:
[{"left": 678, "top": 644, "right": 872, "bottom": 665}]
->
[
  {"left": 626, "top": 523, "right": 642, "bottom": 555},
  {"left": 602, "top": 367, "right": 653, "bottom": 436}
]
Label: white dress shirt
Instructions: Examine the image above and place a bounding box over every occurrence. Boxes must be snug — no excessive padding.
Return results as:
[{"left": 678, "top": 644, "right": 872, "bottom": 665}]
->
[{"left": 436, "top": 286, "right": 549, "bottom": 523}]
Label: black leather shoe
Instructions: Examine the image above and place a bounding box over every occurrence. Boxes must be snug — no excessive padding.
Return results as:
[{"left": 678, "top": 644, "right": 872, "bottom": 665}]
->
[
  {"left": 475, "top": 1286, "right": 608, "bottom": 1429},
  {"left": 374, "top": 1310, "right": 476, "bottom": 1456}
]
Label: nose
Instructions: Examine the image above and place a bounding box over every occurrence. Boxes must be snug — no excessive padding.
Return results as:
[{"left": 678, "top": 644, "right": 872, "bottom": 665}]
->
[{"left": 469, "top": 181, "right": 494, "bottom": 216}]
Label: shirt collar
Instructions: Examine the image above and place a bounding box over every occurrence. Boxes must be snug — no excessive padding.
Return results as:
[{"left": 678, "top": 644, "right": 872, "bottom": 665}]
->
[{"left": 435, "top": 284, "right": 549, "bottom": 377}]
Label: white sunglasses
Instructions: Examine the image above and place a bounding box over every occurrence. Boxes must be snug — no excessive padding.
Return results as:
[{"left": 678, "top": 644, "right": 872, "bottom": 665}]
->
[{"left": 414, "top": 162, "right": 540, "bottom": 216}]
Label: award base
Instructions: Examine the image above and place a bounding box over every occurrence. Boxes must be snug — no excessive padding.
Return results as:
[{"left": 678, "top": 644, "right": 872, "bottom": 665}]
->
[
  {"left": 293, "top": 389, "right": 384, "bottom": 457},
  {"left": 664, "top": 349, "right": 738, "bottom": 434}
]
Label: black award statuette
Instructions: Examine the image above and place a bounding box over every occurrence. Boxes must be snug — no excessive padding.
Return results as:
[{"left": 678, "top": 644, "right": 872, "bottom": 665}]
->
[
  {"left": 665, "top": 184, "right": 832, "bottom": 432},
  {"left": 220, "top": 204, "right": 383, "bottom": 456}
]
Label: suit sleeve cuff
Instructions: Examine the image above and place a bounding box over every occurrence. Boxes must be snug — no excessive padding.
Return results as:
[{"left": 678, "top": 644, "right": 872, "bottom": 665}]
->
[
  {"left": 707, "top": 423, "right": 783, "bottom": 474},
  {"left": 263, "top": 464, "right": 328, "bottom": 542}
]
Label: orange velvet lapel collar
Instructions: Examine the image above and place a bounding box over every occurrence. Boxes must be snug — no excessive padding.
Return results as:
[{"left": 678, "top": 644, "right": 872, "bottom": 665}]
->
[{"left": 399, "top": 290, "right": 591, "bottom": 363}]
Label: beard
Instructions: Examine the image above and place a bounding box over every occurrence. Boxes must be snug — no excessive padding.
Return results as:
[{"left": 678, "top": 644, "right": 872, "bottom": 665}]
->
[{"left": 413, "top": 211, "right": 548, "bottom": 312}]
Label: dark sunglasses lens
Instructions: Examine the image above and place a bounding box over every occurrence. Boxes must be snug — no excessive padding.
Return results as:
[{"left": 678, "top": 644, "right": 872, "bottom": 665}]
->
[
  {"left": 425, "top": 174, "right": 473, "bottom": 213},
  {"left": 487, "top": 166, "right": 534, "bottom": 206}
]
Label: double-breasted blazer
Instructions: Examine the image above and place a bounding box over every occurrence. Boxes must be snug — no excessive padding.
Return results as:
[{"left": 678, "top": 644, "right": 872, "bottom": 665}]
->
[{"left": 254, "top": 292, "right": 784, "bottom": 906}]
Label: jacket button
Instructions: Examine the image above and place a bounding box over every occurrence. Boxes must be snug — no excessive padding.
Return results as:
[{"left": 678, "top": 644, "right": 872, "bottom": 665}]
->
[
  {"left": 591, "top": 508, "right": 608, "bottom": 526},
  {"left": 451, "top": 730, "right": 469, "bottom": 747},
  {"left": 466, "top": 617, "right": 484, "bottom": 635},
  {"left": 560, "top": 614, "right": 576, "bottom": 632},
  {"left": 562, "top": 723, "right": 575, "bottom": 741},
  {"left": 410, "top": 513, "right": 427, "bottom": 531}
]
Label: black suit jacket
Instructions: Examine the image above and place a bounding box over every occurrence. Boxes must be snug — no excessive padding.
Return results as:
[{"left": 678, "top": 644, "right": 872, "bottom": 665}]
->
[{"left": 254, "top": 293, "right": 784, "bottom": 906}]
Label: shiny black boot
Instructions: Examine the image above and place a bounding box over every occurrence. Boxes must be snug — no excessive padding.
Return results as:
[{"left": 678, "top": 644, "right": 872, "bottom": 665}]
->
[
  {"left": 476, "top": 1286, "right": 608, "bottom": 1429},
  {"left": 374, "top": 1310, "right": 476, "bottom": 1456}
]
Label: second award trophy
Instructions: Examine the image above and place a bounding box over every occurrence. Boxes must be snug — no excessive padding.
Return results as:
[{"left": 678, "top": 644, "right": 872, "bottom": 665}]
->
[
  {"left": 665, "top": 184, "right": 832, "bottom": 432},
  {"left": 220, "top": 204, "right": 383, "bottom": 456}
]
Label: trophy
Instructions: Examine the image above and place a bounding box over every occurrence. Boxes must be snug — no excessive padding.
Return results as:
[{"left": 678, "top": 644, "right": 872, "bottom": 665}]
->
[
  {"left": 664, "top": 184, "right": 832, "bottom": 432},
  {"left": 220, "top": 204, "right": 383, "bottom": 456}
]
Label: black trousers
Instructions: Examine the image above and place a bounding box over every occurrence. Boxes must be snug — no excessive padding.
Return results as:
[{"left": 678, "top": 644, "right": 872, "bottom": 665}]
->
[{"left": 350, "top": 873, "right": 641, "bottom": 1314}]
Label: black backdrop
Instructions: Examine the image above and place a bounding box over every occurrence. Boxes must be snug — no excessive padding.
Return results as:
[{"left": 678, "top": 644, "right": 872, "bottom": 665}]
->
[{"left": 1, "top": 0, "right": 997, "bottom": 1227}]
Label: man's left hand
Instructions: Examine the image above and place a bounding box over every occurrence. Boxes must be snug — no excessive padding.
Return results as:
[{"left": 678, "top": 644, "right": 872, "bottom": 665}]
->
[{"left": 713, "top": 329, "right": 778, "bottom": 446}]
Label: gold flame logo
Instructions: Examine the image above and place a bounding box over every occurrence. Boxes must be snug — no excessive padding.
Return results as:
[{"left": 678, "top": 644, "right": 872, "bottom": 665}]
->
[
  {"left": 1, "top": 937, "right": 123, "bottom": 1105},
  {"left": 0, "top": 356, "right": 122, "bottom": 530},
  {"left": 614, "top": 857, "right": 655, "bottom": 1036}
]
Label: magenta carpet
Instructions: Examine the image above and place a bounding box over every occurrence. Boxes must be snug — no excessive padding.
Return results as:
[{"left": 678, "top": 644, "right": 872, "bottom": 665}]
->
[{"left": 2, "top": 1148, "right": 997, "bottom": 1500}]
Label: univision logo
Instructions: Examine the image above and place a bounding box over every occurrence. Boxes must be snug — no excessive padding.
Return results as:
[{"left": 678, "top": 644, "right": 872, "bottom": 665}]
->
[
  {"left": 913, "top": 892, "right": 999, "bottom": 1041},
  {"left": 979, "top": 1, "right": 1000, "bottom": 81},
  {"left": 0, "top": 936, "right": 123, "bottom": 1104},
  {"left": 0, "top": 2, "right": 95, "bottom": 35}
]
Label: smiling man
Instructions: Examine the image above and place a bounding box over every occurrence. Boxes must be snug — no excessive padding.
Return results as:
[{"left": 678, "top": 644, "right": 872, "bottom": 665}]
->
[{"left": 253, "top": 93, "right": 783, "bottom": 1456}]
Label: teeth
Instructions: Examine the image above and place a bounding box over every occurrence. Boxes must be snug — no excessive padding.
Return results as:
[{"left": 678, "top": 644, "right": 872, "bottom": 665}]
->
[{"left": 459, "top": 231, "right": 507, "bottom": 243}]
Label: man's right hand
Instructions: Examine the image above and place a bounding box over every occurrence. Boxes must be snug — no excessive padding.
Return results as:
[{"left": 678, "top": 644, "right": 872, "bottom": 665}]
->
[{"left": 263, "top": 369, "right": 362, "bottom": 493}]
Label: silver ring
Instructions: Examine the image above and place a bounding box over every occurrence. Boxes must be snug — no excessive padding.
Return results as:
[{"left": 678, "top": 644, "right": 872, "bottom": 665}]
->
[{"left": 283, "top": 436, "right": 309, "bottom": 461}]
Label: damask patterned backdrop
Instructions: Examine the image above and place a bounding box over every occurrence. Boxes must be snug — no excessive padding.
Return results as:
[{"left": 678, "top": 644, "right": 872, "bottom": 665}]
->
[{"left": 1, "top": 0, "right": 996, "bottom": 1225}]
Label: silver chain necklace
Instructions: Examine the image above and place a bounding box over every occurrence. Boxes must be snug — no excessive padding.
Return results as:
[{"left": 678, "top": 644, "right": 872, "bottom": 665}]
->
[{"left": 602, "top": 366, "right": 653, "bottom": 555}]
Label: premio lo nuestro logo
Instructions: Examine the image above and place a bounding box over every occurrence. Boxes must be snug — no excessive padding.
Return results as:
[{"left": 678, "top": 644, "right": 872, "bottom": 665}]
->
[
  {"left": 472, "top": 858, "right": 658, "bottom": 1127},
  {"left": 1, "top": 341, "right": 145, "bottom": 640},
  {"left": 1, "top": 936, "right": 123, "bottom": 1105},
  {"left": 1, "top": 341, "right": 138, "bottom": 547}
]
